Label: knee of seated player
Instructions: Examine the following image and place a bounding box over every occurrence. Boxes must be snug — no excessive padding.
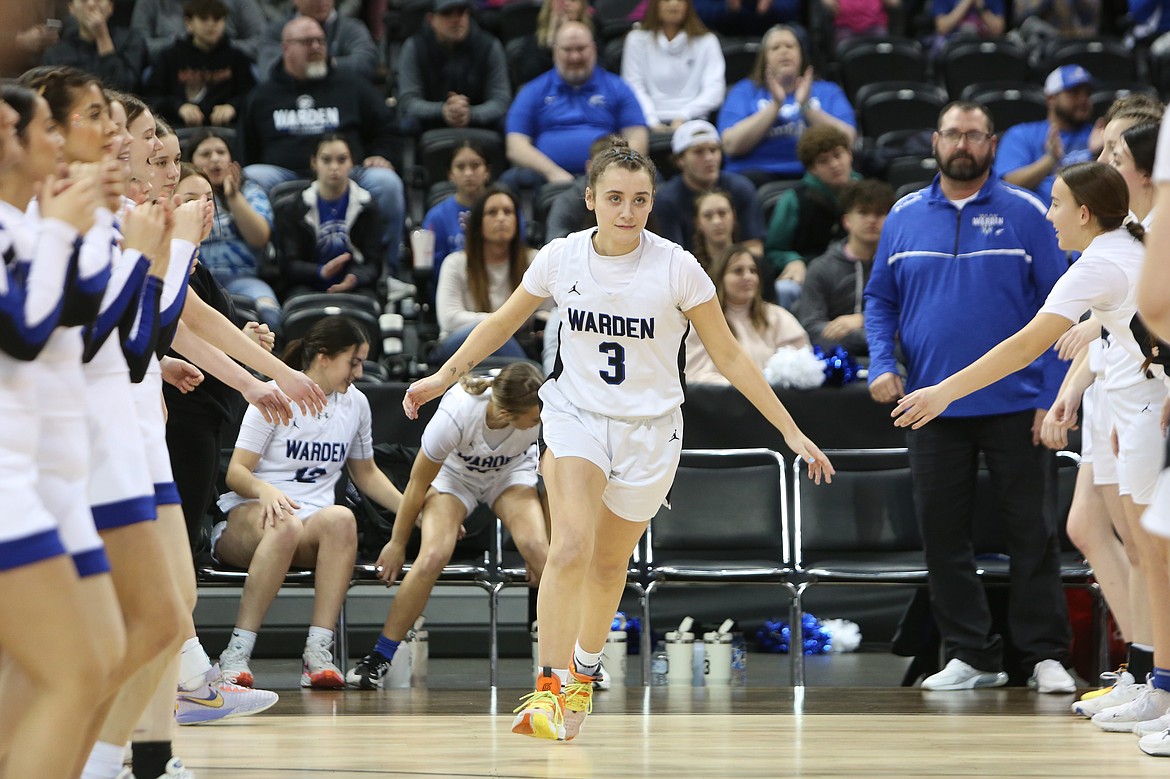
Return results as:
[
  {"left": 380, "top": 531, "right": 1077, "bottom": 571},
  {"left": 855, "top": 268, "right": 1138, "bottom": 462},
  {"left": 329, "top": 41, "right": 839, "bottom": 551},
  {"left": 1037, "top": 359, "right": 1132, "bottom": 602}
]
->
[{"left": 309, "top": 505, "right": 357, "bottom": 548}]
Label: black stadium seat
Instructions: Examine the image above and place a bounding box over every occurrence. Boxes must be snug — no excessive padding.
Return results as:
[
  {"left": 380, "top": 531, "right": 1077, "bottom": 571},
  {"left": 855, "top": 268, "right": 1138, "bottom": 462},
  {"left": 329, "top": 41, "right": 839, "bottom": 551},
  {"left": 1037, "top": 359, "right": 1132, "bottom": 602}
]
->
[
  {"left": 961, "top": 83, "right": 1047, "bottom": 134},
  {"left": 857, "top": 82, "right": 947, "bottom": 139},
  {"left": 837, "top": 37, "right": 928, "bottom": 104},
  {"left": 938, "top": 38, "right": 1032, "bottom": 100}
]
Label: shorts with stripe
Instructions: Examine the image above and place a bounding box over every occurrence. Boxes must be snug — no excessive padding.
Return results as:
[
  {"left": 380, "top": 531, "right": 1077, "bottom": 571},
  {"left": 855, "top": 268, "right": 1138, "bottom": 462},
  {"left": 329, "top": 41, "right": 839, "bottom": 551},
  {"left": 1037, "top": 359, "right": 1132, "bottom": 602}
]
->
[
  {"left": 131, "top": 366, "right": 179, "bottom": 506},
  {"left": 85, "top": 354, "right": 156, "bottom": 530}
]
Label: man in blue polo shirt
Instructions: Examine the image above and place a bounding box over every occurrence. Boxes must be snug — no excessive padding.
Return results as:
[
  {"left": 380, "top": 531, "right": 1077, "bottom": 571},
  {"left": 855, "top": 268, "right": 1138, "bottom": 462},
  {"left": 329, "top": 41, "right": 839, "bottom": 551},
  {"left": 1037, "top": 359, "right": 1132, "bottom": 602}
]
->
[
  {"left": 994, "top": 64, "right": 1096, "bottom": 205},
  {"left": 503, "top": 20, "right": 647, "bottom": 189}
]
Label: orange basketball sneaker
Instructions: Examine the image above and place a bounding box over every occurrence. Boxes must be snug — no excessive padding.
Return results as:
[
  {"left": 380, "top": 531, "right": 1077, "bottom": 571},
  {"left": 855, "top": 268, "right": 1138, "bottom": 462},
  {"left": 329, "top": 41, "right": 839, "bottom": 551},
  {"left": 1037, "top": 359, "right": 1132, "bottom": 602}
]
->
[{"left": 512, "top": 669, "right": 566, "bottom": 740}]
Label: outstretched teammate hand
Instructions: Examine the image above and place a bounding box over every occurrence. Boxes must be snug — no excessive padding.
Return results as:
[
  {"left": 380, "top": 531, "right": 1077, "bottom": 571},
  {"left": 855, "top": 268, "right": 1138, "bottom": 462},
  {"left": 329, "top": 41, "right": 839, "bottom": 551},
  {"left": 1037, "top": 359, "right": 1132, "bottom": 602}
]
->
[
  {"left": 785, "top": 432, "right": 834, "bottom": 484},
  {"left": 374, "top": 540, "right": 406, "bottom": 586},
  {"left": 243, "top": 377, "right": 294, "bottom": 425},
  {"left": 161, "top": 356, "right": 204, "bottom": 393},
  {"left": 892, "top": 384, "right": 954, "bottom": 429},
  {"left": 403, "top": 373, "right": 452, "bottom": 419},
  {"left": 276, "top": 368, "right": 327, "bottom": 416}
]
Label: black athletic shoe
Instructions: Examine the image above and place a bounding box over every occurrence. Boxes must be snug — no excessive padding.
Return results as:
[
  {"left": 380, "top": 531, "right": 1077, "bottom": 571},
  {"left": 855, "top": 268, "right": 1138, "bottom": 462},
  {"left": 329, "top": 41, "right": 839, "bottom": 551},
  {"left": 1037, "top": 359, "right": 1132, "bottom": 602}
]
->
[{"left": 345, "top": 653, "right": 392, "bottom": 689}]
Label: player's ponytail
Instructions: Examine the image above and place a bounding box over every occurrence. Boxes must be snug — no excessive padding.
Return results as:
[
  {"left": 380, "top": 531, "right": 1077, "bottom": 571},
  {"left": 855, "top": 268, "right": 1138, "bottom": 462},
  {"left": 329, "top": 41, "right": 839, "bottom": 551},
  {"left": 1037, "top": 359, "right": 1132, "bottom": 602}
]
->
[
  {"left": 480, "top": 361, "right": 544, "bottom": 416},
  {"left": 281, "top": 315, "right": 368, "bottom": 370}
]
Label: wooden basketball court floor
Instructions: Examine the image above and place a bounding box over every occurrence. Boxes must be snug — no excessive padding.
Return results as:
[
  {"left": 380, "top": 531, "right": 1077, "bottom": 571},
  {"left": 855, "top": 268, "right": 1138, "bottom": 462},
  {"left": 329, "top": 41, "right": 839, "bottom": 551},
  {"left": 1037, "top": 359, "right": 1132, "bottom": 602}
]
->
[{"left": 174, "top": 677, "right": 1170, "bottom": 778}]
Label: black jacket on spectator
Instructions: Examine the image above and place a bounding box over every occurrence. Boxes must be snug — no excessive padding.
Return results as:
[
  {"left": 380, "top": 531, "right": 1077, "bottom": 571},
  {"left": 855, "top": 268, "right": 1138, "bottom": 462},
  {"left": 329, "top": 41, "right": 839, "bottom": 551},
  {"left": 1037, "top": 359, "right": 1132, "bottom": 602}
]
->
[
  {"left": 42, "top": 17, "right": 147, "bottom": 92},
  {"left": 796, "top": 239, "right": 872, "bottom": 356},
  {"left": 238, "top": 62, "right": 396, "bottom": 175},
  {"left": 398, "top": 21, "right": 510, "bottom": 132},
  {"left": 147, "top": 34, "right": 257, "bottom": 127},
  {"left": 274, "top": 180, "right": 385, "bottom": 295}
]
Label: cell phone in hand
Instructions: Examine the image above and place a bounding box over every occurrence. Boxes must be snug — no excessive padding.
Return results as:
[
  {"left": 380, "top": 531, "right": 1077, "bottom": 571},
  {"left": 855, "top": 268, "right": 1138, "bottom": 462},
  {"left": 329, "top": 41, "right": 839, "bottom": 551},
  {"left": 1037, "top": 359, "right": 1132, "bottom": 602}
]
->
[{"left": 45, "top": 18, "right": 62, "bottom": 30}]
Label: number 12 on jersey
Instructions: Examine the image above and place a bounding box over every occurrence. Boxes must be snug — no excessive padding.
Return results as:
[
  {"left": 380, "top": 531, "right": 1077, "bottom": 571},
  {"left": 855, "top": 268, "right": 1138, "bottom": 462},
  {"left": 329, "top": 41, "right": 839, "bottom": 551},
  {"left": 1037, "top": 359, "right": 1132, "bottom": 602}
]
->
[{"left": 598, "top": 341, "right": 626, "bottom": 385}]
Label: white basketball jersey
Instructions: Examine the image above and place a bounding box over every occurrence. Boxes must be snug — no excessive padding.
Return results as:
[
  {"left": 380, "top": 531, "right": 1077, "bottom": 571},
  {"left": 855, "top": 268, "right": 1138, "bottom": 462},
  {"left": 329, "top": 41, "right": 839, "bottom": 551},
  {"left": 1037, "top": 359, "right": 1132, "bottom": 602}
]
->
[
  {"left": 524, "top": 229, "right": 715, "bottom": 419},
  {"left": 221, "top": 382, "right": 374, "bottom": 509},
  {"left": 422, "top": 383, "right": 539, "bottom": 481}
]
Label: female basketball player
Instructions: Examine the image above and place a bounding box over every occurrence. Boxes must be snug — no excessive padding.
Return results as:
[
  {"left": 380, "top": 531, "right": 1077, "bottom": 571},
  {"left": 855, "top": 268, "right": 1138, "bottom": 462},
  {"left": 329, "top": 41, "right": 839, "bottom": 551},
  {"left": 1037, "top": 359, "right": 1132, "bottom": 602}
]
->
[
  {"left": 403, "top": 141, "right": 834, "bottom": 742},
  {"left": 0, "top": 87, "right": 120, "bottom": 779},
  {"left": 214, "top": 316, "right": 403, "bottom": 689},
  {"left": 348, "top": 361, "right": 549, "bottom": 689}
]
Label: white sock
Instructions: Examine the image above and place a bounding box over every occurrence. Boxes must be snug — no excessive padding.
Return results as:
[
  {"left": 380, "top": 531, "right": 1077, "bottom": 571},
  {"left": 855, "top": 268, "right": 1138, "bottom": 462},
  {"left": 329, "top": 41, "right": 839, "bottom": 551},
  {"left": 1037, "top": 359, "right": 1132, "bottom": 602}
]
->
[
  {"left": 81, "top": 740, "right": 125, "bottom": 779},
  {"left": 573, "top": 642, "right": 603, "bottom": 675},
  {"left": 178, "top": 637, "right": 213, "bottom": 691},
  {"left": 1155, "top": 119, "right": 1170, "bottom": 183},
  {"left": 228, "top": 628, "right": 257, "bottom": 656},
  {"left": 307, "top": 626, "right": 334, "bottom": 644}
]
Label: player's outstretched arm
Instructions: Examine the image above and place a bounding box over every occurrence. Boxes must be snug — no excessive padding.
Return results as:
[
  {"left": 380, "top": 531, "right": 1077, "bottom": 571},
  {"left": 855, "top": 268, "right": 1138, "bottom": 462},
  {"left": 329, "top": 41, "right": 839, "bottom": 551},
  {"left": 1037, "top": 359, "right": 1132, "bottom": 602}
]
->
[
  {"left": 403, "top": 287, "right": 545, "bottom": 419},
  {"left": 686, "top": 297, "right": 834, "bottom": 484}
]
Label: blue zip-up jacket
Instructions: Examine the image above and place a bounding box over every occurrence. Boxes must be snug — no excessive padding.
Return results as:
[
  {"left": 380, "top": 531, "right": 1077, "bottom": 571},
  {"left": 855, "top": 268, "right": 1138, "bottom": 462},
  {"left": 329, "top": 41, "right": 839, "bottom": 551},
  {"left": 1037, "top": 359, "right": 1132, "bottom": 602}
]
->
[{"left": 864, "top": 172, "right": 1068, "bottom": 416}]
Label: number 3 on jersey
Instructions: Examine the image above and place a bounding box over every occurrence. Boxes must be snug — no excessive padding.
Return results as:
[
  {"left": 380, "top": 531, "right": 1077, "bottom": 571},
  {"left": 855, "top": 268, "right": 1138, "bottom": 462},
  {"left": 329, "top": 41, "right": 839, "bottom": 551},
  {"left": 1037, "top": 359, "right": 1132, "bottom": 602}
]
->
[{"left": 598, "top": 341, "right": 626, "bottom": 385}]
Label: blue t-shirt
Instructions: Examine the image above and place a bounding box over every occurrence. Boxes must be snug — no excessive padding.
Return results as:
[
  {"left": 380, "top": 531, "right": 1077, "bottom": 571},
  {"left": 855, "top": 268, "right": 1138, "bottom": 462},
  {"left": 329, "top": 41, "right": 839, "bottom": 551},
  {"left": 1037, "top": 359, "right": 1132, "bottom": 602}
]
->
[
  {"left": 199, "top": 180, "right": 274, "bottom": 280},
  {"left": 717, "top": 79, "right": 856, "bottom": 177},
  {"left": 994, "top": 119, "right": 1095, "bottom": 204},
  {"left": 506, "top": 67, "right": 647, "bottom": 175},
  {"left": 423, "top": 195, "right": 470, "bottom": 279},
  {"left": 316, "top": 190, "right": 351, "bottom": 274}
]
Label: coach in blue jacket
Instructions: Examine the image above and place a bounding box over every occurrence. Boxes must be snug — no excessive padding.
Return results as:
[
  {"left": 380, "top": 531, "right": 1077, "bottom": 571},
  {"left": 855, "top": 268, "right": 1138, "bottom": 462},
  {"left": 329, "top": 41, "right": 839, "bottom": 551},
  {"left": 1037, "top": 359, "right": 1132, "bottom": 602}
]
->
[{"left": 865, "top": 100, "right": 1075, "bottom": 692}]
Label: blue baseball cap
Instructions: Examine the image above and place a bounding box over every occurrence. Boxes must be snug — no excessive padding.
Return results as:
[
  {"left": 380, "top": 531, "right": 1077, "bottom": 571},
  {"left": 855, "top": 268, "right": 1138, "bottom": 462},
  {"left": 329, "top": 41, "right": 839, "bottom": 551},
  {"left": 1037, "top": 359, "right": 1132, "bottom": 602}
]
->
[{"left": 1044, "top": 65, "right": 1093, "bottom": 97}]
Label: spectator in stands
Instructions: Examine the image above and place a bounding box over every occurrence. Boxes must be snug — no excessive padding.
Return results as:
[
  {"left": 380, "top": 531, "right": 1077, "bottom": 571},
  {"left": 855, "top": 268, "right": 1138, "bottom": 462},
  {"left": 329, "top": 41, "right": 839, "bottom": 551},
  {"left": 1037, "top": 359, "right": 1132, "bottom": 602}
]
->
[
  {"left": 693, "top": 0, "right": 800, "bottom": 37},
  {"left": 398, "top": 0, "right": 511, "bottom": 134},
  {"left": 273, "top": 134, "right": 386, "bottom": 300},
  {"left": 928, "top": 0, "right": 1006, "bottom": 57},
  {"left": 240, "top": 16, "right": 405, "bottom": 270},
  {"left": 691, "top": 189, "right": 739, "bottom": 271},
  {"left": 146, "top": 0, "right": 258, "bottom": 128},
  {"left": 717, "top": 25, "right": 855, "bottom": 186},
  {"left": 256, "top": 0, "right": 378, "bottom": 77},
  {"left": 423, "top": 140, "right": 493, "bottom": 285},
  {"left": 508, "top": 0, "right": 593, "bottom": 89},
  {"left": 654, "top": 119, "right": 764, "bottom": 255},
  {"left": 995, "top": 65, "right": 1096, "bottom": 205},
  {"left": 620, "top": 0, "right": 725, "bottom": 133},
  {"left": 433, "top": 185, "right": 550, "bottom": 363},
  {"left": 503, "top": 21, "right": 647, "bottom": 190},
  {"left": 797, "top": 178, "right": 895, "bottom": 357},
  {"left": 1, "top": 1, "right": 62, "bottom": 77},
  {"left": 820, "top": 0, "right": 899, "bottom": 46},
  {"left": 685, "top": 243, "right": 809, "bottom": 384},
  {"left": 1128, "top": 0, "right": 1170, "bottom": 49},
  {"left": 132, "top": 0, "right": 267, "bottom": 60},
  {"left": 43, "top": 0, "right": 148, "bottom": 92},
  {"left": 258, "top": 0, "right": 363, "bottom": 21},
  {"left": 543, "top": 134, "right": 625, "bottom": 242},
  {"left": 1011, "top": 0, "right": 1098, "bottom": 44},
  {"left": 764, "top": 124, "right": 859, "bottom": 309},
  {"left": 865, "top": 100, "right": 1073, "bottom": 693},
  {"left": 185, "top": 127, "right": 283, "bottom": 332}
]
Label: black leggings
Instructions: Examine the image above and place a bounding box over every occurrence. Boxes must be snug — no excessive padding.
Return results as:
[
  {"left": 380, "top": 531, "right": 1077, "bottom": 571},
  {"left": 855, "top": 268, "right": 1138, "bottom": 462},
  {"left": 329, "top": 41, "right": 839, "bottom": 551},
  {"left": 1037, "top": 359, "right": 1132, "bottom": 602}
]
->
[{"left": 165, "top": 410, "right": 223, "bottom": 554}]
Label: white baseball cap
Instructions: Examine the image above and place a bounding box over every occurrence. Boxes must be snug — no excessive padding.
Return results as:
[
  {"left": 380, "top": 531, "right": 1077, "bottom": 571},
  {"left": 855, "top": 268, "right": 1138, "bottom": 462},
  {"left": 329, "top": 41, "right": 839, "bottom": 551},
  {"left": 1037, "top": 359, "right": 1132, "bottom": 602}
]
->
[{"left": 671, "top": 120, "right": 721, "bottom": 154}]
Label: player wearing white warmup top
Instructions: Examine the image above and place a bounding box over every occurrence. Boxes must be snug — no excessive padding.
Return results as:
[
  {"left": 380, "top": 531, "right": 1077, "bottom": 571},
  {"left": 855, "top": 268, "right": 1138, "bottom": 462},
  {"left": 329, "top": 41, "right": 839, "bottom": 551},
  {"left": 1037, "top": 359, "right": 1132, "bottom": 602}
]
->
[
  {"left": 0, "top": 90, "right": 119, "bottom": 779},
  {"left": 214, "top": 316, "right": 403, "bottom": 689},
  {"left": 1126, "top": 115, "right": 1170, "bottom": 758},
  {"left": 348, "top": 362, "right": 549, "bottom": 689},
  {"left": 403, "top": 141, "right": 834, "bottom": 742}
]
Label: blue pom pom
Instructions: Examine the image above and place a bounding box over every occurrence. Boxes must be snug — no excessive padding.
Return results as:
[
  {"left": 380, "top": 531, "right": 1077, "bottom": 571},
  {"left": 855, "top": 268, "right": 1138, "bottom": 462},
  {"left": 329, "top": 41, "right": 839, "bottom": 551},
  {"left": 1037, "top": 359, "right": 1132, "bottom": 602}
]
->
[{"left": 755, "top": 613, "right": 834, "bottom": 654}]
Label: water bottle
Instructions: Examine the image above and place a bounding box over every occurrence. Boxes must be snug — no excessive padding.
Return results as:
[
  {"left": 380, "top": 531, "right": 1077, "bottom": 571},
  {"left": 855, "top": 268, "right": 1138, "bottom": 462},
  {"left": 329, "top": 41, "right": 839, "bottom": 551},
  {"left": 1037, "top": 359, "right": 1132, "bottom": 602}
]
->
[
  {"left": 601, "top": 628, "right": 627, "bottom": 686},
  {"left": 410, "top": 617, "right": 428, "bottom": 686},
  {"left": 703, "top": 619, "right": 735, "bottom": 686},
  {"left": 385, "top": 635, "right": 413, "bottom": 688},
  {"left": 650, "top": 642, "right": 669, "bottom": 686},
  {"left": 692, "top": 639, "right": 706, "bottom": 687},
  {"left": 731, "top": 632, "right": 748, "bottom": 687},
  {"left": 665, "top": 617, "right": 695, "bottom": 686}
]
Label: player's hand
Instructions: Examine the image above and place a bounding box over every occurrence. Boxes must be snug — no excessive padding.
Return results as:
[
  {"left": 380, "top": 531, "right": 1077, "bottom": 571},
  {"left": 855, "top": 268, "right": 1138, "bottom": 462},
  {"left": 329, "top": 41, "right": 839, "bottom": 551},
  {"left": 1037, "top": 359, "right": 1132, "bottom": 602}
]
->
[
  {"left": 403, "top": 373, "right": 451, "bottom": 419},
  {"left": 785, "top": 433, "right": 834, "bottom": 484},
  {"left": 243, "top": 321, "right": 275, "bottom": 352},
  {"left": 243, "top": 377, "right": 294, "bottom": 425},
  {"left": 1054, "top": 318, "right": 1099, "bottom": 361},
  {"left": 258, "top": 484, "right": 300, "bottom": 528},
  {"left": 170, "top": 198, "right": 208, "bottom": 245},
  {"left": 374, "top": 541, "right": 406, "bottom": 586},
  {"left": 892, "top": 384, "right": 954, "bottom": 429},
  {"left": 868, "top": 371, "right": 904, "bottom": 404},
  {"left": 1040, "top": 397, "right": 1077, "bottom": 450},
  {"left": 39, "top": 171, "right": 101, "bottom": 235},
  {"left": 276, "top": 368, "right": 327, "bottom": 416},
  {"left": 160, "top": 356, "right": 204, "bottom": 393}
]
